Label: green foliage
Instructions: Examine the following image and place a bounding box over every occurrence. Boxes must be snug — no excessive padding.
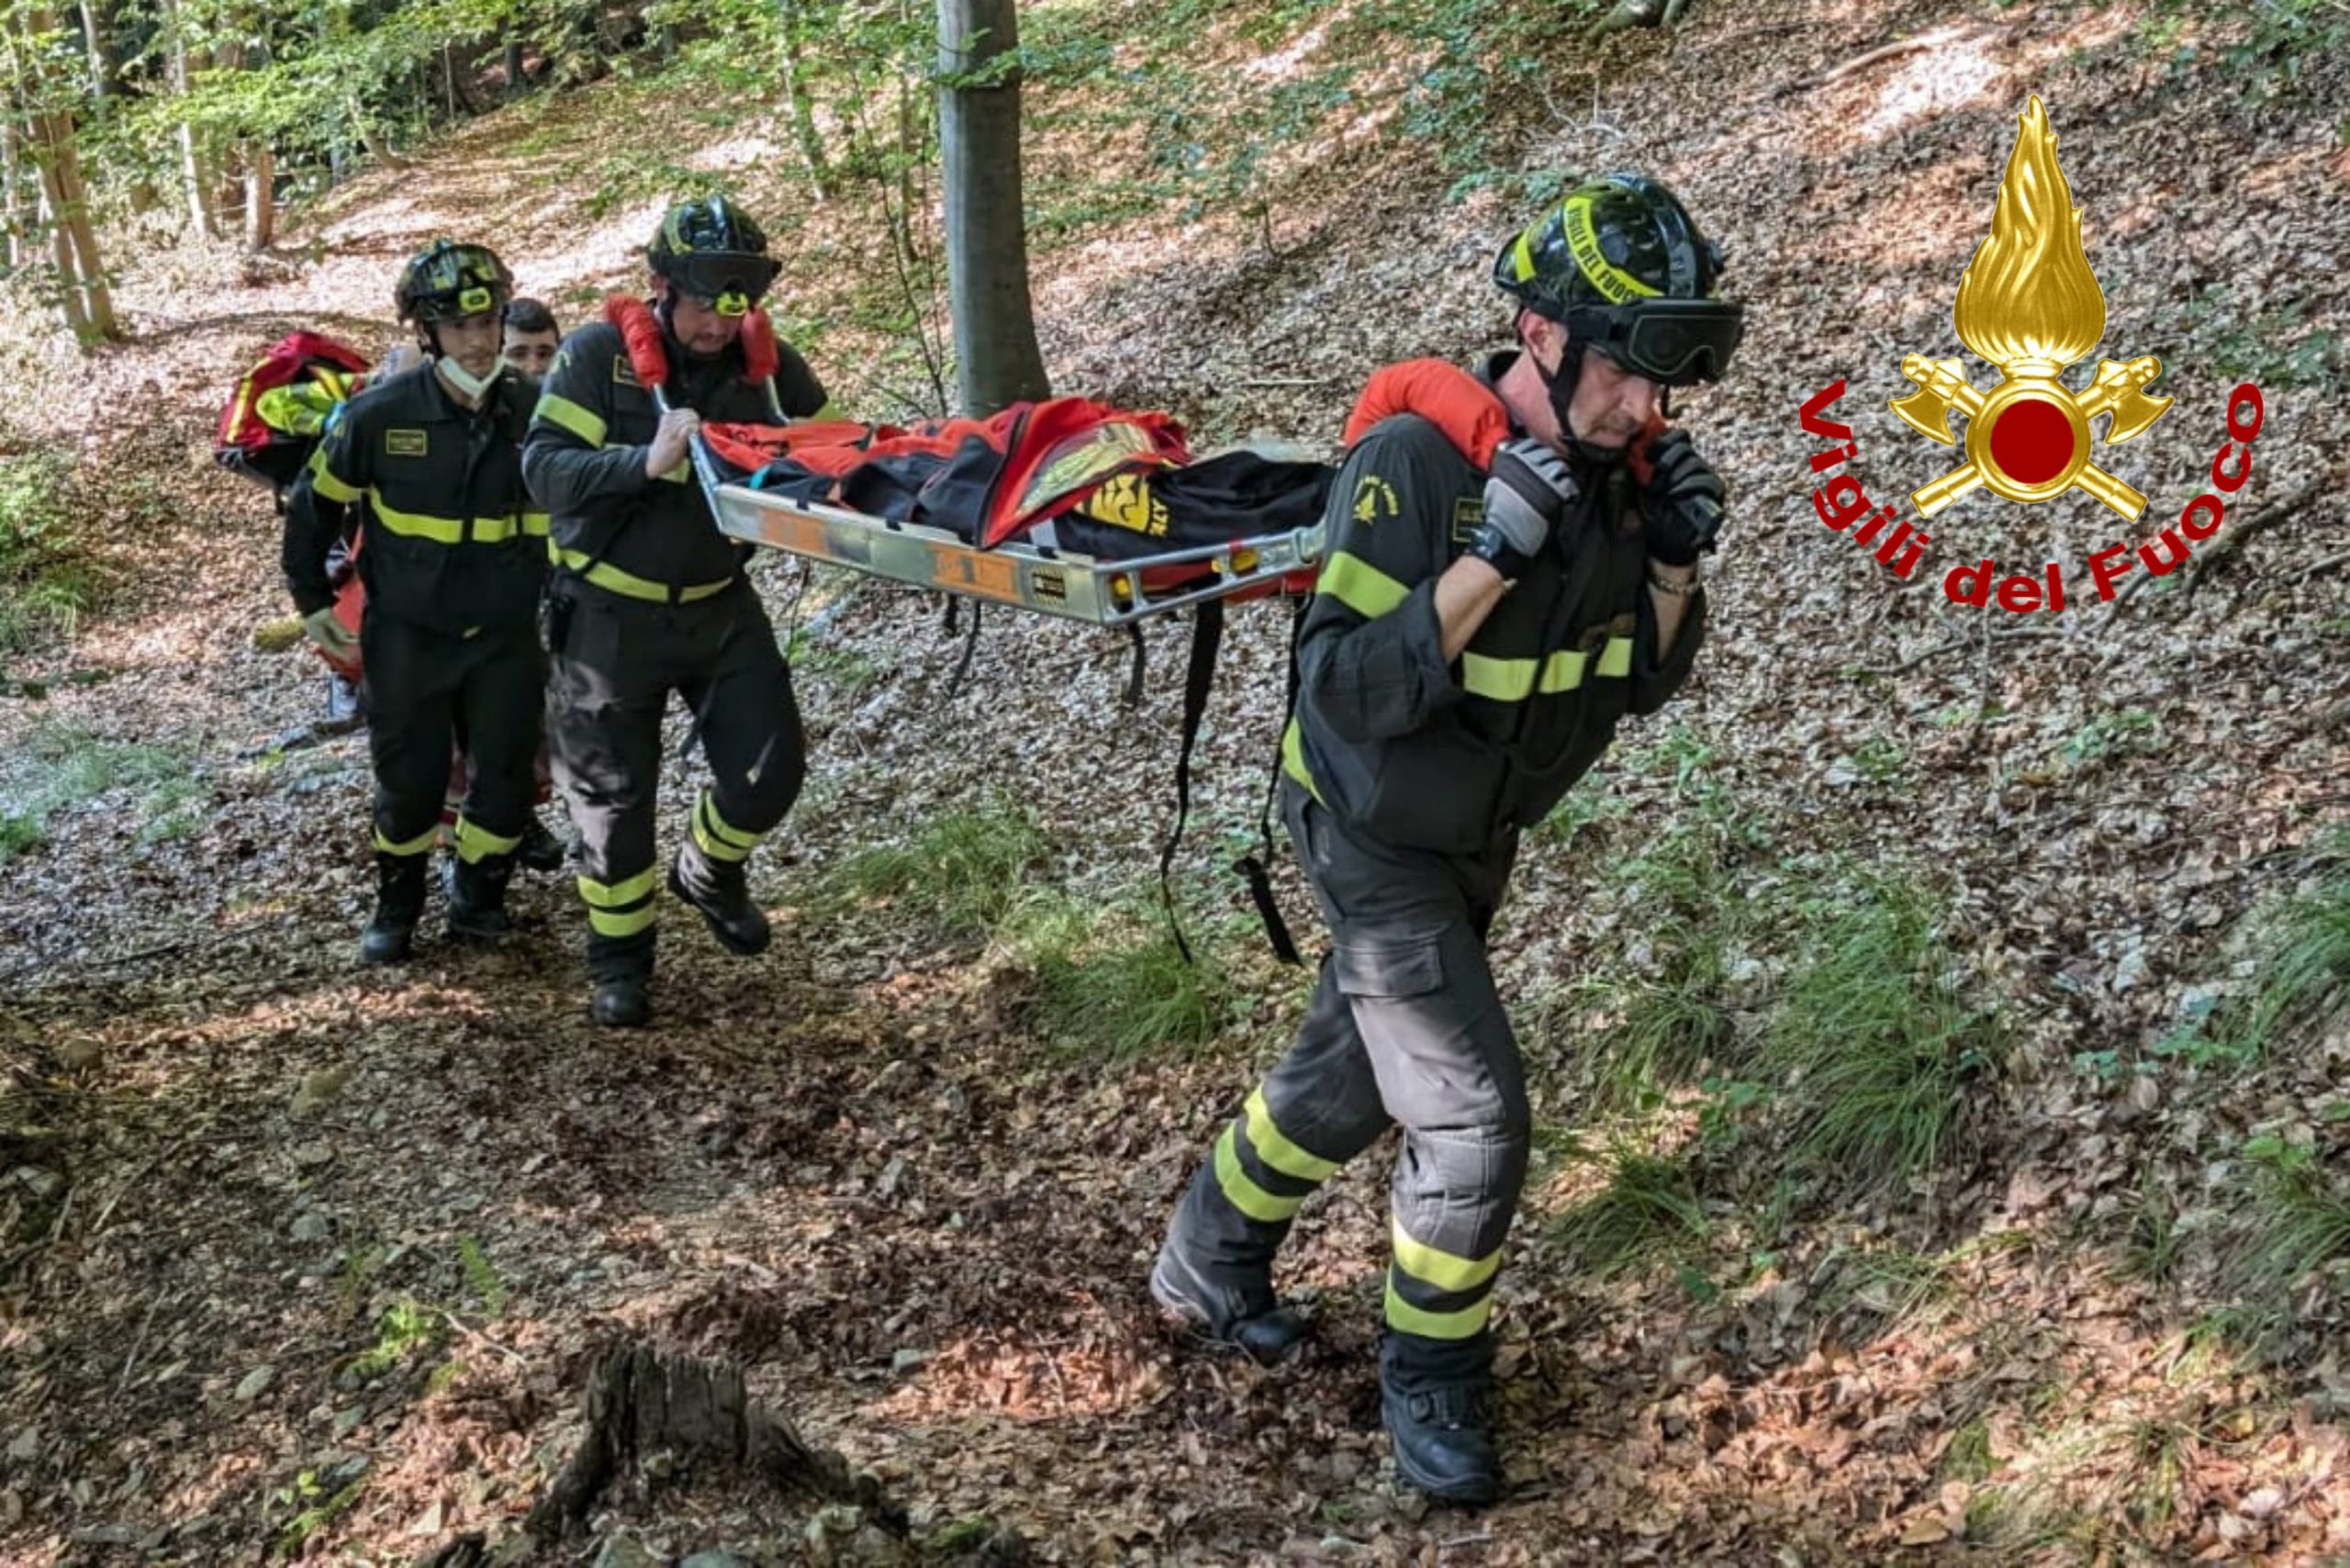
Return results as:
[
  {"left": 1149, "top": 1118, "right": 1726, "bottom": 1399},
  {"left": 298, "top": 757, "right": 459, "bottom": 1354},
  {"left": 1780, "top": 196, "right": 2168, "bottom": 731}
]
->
[
  {"left": 1755, "top": 875, "right": 1998, "bottom": 1193},
  {"left": 268, "top": 1465, "right": 365, "bottom": 1561},
  {"left": 456, "top": 1233, "right": 508, "bottom": 1317},
  {"left": 2212, "top": 1133, "right": 2350, "bottom": 1353},
  {"left": 2135, "top": 0, "right": 2350, "bottom": 100},
  {"left": 0, "top": 723, "right": 205, "bottom": 864},
  {"left": 2176, "top": 845, "right": 2350, "bottom": 1064},
  {"left": 349, "top": 1296, "right": 446, "bottom": 1381},
  {"left": 1548, "top": 1145, "right": 1708, "bottom": 1279},
  {"left": 0, "top": 449, "right": 97, "bottom": 663},
  {"left": 2185, "top": 286, "right": 2344, "bottom": 391},
  {"left": 1007, "top": 893, "right": 1236, "bottom": 1062},
  {"left": 833, "top": 798, "right": 1052, "bottom": 936}
]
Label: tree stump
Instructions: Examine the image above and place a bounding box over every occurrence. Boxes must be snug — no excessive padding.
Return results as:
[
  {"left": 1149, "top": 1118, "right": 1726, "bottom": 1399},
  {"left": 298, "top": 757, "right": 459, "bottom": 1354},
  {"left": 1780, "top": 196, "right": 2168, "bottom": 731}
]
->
[{"left": 524, "top": 1343, "right": 903, "bottom": 1542}]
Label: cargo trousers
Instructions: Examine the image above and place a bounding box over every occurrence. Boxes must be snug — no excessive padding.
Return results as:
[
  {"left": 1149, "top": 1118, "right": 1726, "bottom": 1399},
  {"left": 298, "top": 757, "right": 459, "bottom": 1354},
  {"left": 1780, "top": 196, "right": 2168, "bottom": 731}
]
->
[
  {"left": 1161, "top": 778, "right": 1527, "bottom": 1393},
  {"left": 544, "top": 577, "right": 807, "bottom": 983}
]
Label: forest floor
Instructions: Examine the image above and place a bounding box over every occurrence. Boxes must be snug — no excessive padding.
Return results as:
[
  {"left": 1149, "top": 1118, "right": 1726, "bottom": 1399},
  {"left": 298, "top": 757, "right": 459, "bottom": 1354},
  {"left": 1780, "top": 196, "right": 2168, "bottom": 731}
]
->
[{"left": 4, "top": 0, "right": 2350, "bottom": 1562}]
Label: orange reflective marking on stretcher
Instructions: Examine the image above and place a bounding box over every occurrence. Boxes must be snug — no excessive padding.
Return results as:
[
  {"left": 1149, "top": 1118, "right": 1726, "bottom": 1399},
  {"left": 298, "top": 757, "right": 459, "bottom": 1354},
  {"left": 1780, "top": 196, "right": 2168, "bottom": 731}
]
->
[{"left": 930, "top": 549, "right": 1024, "bottom": 604}]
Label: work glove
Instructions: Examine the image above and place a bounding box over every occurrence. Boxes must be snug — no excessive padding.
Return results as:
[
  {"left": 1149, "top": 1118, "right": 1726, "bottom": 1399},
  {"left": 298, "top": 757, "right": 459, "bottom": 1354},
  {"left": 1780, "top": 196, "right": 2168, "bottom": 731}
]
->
[
  {"left": 646, "top": 408, "right": 701, "bottom": 481},
  {"left": 301, "top": 606, "right": 359, "bottom": 661},
  {"left": 1637, "top": 430, "right": 1726, "bottom": 566},
  {"left": 1471, "top": 436, "right": 1579, "bottom": 580}
]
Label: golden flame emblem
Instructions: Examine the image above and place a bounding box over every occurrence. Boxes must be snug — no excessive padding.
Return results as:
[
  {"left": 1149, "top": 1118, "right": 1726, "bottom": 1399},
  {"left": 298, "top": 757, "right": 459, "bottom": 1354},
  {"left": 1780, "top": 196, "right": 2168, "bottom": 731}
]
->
[{"left": 1891, "top": 96, "right": 2172, "bottom": 520}]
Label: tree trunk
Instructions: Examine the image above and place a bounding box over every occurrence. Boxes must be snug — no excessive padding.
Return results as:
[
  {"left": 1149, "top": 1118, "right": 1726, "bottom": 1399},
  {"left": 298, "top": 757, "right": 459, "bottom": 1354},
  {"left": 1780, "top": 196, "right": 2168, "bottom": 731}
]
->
[
  {"left": 777, "top": 20, "right": 833, "bottom": 202},
  {"left": 75, "top": 0, "right": 114, "bottom": 100},
  {"left": 28, "top": 112, "right": 114, "bottom": 342},
  {"left": 935, "top": 0, "right": 1048, "bottom": 415},
  {"left": 241, "top": 140, "right": 273, "bottom": 250},
  {"left": 164, "top": 0, "right": 217, "bottom": 240},
  {"left": 502, "top": 37, "right": 525, "bottom": 96},
  {"left": 0, "top": 121, "right": 29, "bottom": 271}
]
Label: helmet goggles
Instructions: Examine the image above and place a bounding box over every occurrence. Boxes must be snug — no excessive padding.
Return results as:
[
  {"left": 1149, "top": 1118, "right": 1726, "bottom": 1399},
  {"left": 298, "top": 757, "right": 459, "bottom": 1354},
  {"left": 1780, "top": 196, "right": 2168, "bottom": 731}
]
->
[
  {"left": 666, "top": 252, "right": 781, "bottom": 318},
  {"left": 1565, "top": 299, "right": 1744, "bottom": 387}
]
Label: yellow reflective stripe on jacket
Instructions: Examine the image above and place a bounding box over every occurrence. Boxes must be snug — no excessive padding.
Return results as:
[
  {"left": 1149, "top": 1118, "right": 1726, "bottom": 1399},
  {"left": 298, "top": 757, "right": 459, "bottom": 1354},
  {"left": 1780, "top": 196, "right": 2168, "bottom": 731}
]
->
[
  {"left": 534, "top": 392, "right": 607, "bottom": 448},
  {"left": 1213, "top": 1125, "right": 1304, "bottom": 1223},
  {"left": 550, "top": 545, "right": 735, "bottom": 604},
  {"left": 1244, "top": 1088, "right": 1338, "bottom": 1182},
  {"left": 374, "top": 823, "right": 437, "bottom": 857},
  {"left": 1383, "top": 1272, "right": 1494, "bottom": 1339},
  {"left": 1281, "top": 719, "right": 1323, "bottom": 803},
  {"left": 308, "top": 445, "right": 363, "bottom": 504},
  {"left": 577, "top": 868, "right": 658, "bottom": 908},
  {"left": 1460, "top": 637, "right": 1639, "bottom": 701},
  {"left": 1391, "top": 1217, "right": 1502, "bottom": 1294},
  {"left": 1315, "top": 552, "right": 1411, "bottom": 621},
  {"left": 371, "top": 494, "right": 540, "bottom": 546},
  {"left": 589, "top": 903, "right": 657, "bottom": 938}
]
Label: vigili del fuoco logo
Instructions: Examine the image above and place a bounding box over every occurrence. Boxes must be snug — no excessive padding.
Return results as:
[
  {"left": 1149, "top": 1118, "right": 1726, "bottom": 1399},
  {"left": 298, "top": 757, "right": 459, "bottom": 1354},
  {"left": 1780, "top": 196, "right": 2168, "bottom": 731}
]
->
[{"left": 1797, "top": 95, "right": 2271, "bottom": 612}]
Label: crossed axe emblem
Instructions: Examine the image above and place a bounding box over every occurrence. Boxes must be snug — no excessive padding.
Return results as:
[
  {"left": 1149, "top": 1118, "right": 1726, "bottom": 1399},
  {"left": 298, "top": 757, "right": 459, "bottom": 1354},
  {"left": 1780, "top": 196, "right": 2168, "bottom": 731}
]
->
[{"left": 1893, "top": 353, "right": 2173, "bottom": 522}]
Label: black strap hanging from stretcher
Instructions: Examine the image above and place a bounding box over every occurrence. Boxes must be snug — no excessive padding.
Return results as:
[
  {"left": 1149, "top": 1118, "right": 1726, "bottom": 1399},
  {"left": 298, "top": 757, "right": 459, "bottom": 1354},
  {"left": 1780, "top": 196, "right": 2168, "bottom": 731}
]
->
[
  {"left": 1157, "top": 599, "right": 1224, "bottom": 965},
  {"left": 1236, "top": 597, "right": 1304, "bottom": 966}
]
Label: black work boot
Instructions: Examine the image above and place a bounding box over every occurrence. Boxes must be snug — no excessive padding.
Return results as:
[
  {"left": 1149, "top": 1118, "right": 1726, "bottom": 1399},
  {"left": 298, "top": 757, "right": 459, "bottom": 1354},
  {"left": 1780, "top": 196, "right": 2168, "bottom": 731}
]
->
[
  {"left": 1149, "top": 1237, "right": 1309, "bottom": 1366},
  {"left": 591, "top": 976, "right": 652, "bottom": 1028},
  {"left": 360, "top": 852, "right": 427, "bottom": 965},
  {"left": 516, "top": 812, "right": 568, "bottom": 874},
  {"left": 444, "top": 853, "right": 516, "bottom": 942},
  {"left": 668, "top": 841, "right": 769, "bottom": 957},
  {"left": 1381, "top": 1366, "right": 1502, "bottom": 1505}
]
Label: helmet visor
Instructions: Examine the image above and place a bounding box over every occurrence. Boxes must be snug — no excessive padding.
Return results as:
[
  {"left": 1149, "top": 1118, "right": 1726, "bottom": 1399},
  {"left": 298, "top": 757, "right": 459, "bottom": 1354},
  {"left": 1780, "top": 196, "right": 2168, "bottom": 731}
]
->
[
  {"left": 1571, "top": 300, "right": 1744, "bottom": 386},
  {"left": 668, "top": 252, "right": 781, "bottom": 316}
]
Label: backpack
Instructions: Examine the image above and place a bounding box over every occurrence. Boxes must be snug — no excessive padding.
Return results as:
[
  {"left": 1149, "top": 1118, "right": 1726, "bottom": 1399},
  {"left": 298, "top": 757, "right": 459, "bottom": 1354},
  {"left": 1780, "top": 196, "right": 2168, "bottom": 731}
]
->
[{"left": 214, "top": 331, "right": 373, "bottom": 496}]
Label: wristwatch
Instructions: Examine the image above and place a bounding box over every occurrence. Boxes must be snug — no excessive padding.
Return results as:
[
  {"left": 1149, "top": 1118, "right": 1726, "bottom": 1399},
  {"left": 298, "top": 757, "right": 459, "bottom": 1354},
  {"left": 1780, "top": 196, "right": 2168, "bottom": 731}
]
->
[{"left": 1647, "top": 566, "right": 1702, "bottom": 598}]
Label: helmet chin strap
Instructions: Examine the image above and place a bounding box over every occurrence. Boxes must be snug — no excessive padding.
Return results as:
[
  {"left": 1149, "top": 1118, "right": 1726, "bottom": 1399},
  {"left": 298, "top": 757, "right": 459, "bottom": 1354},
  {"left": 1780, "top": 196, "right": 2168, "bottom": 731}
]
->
[{"left": 1529, "top": 328, "right": 1626, "bottom": 468}]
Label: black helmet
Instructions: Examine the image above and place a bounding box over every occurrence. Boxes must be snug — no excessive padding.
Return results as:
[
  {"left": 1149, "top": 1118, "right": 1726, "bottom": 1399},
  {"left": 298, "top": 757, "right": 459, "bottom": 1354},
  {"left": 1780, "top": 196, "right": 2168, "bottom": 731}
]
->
[
  {"left": 645, "top": 196, "right": 781, "bottom": 317},
  {"left": 395, "top": 240, "right": 513, "bottom": 325},
  {"left": 1493, "top": 174, "right": 1743, "bottom": 386}
]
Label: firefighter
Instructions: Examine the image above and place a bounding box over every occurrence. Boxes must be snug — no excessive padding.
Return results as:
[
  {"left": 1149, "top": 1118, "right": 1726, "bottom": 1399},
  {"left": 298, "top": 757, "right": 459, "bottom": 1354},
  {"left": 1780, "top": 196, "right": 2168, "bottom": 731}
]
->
[
  {"left": 1150, "top": 174, "right": 1742, "bottom": 1504},
  {"left": 521, "top": 196, "right": 835, "bottom": 1029},
  {"left": 500, "top": 297, "right": 562, "bottom": 383},
  {"left": 283, "top": 240, "right": 548, "bottom": 963}
]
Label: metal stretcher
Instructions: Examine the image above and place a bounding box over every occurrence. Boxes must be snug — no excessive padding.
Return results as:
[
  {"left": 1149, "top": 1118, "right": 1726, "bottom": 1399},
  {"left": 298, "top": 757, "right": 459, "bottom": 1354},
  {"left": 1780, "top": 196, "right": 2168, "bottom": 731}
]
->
[{"left": 706, "top": 453, "right": 1330, "bottom": 626}]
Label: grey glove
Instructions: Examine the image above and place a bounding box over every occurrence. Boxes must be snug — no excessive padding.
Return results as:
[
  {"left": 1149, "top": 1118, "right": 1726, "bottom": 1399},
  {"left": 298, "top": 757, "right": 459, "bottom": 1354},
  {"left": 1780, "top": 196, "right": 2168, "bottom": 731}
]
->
[
  {"left": 301, "top": 605, "right": 358, "bottom": 660},
  {"left": 1471, "top": 436, "right": 1579, "bottom": 578}
]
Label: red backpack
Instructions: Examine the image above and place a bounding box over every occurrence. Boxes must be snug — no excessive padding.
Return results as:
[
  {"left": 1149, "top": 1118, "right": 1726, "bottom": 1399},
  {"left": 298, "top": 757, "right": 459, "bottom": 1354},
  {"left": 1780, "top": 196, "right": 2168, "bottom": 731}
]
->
[{"left": 214, "top": 331, "right": 373, "bottom": 495}]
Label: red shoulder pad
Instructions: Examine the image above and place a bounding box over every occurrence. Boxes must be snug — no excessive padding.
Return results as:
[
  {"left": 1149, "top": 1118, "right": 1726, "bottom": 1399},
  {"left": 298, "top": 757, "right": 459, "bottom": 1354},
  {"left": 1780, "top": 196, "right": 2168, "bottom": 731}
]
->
[
  {"left": 604, "top": 294, "right": 671, "bottom": 389},
  {"left": 739, "top": 308, "right": 780, "bottom": 385},
  {"left": 1342, "top": 359, "right": 1509, "bottom": 468}
]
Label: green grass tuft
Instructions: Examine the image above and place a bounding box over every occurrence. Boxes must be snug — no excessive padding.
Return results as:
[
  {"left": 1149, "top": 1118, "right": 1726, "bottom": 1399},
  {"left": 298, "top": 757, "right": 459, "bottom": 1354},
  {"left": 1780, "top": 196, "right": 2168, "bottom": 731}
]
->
[
  {"left": 1548, "top": 1146, "right": 1708, "bottom": 1280},
  {"left": 832, "top": 798, "right": 1052, "bottom": 936},
  {"left": 1755, "top": 876, "right": 1998, "bottom": 1193},
  {"left": 1011, "top": 895, "right": 1234, "bottom": 1063}
]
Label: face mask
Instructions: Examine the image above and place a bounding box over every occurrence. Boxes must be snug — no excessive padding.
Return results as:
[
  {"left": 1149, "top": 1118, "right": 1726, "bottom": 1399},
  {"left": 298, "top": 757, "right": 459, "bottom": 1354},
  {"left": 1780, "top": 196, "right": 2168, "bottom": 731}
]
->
[{"left": 434, "top": 353, "right": 504, "bottom": 401}]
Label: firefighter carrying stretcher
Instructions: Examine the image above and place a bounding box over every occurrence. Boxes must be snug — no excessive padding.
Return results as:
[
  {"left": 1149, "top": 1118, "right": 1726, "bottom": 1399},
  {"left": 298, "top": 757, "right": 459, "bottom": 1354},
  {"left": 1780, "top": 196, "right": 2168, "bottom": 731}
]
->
[
  {"left": 522, "top": 196, "right": 838, "bottom": 1030},
  {"left": 1150, "top": 174, "right": 1744, "bottom": 1505}
]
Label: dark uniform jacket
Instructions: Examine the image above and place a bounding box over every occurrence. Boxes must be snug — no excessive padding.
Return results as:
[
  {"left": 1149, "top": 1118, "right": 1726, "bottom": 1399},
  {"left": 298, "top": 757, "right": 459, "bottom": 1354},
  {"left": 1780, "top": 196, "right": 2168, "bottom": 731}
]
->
[
  {"left": 281, "top": 363, "right": 544, "bottom": 637},
  {"left": 521, "top": 318, "right": 831, "bottom": 604},
  {"left": 1283, "top": 367, "right": 1707, "bottom": 857}
]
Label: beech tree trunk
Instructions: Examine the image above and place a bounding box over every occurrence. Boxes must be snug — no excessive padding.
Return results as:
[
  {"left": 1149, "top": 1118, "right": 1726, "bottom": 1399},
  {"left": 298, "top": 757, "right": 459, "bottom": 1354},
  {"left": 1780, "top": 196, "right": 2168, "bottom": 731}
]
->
[{"left": 935, "top": 0, "right": 1048, "bottom": 415}]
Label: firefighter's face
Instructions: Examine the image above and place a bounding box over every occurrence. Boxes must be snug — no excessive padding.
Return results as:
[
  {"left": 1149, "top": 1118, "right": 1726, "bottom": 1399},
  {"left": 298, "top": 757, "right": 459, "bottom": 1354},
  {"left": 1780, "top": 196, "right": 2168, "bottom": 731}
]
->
[
  {"left": 1530, "top": 317, "right": 1658, "bottom": 450},
  {"left": 1567, "top": 348, "right": 1662, "bottom": 447},
  {"left": 435, "top": 311, "right": 504, "bottom": 379},
  {"left": 666, "top": 288, "right": 744, "bottom": 358},
  {"left": 501, "top": 328, "right": 560, "bottom": 381}
]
